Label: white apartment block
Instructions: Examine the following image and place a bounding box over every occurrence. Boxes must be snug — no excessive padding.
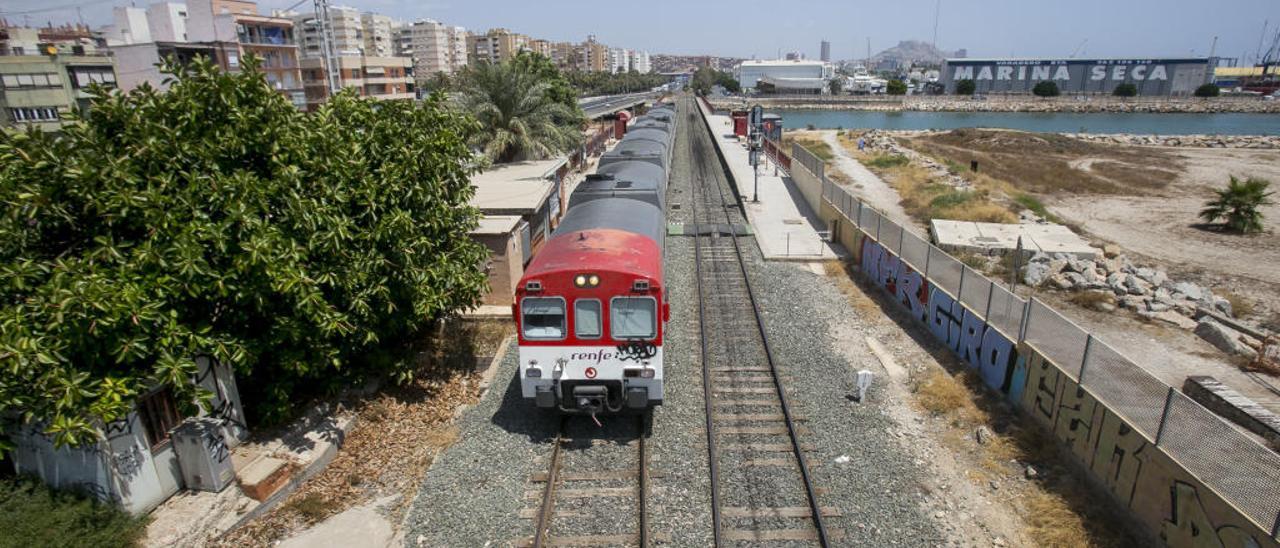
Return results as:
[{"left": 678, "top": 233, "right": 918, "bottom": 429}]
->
[
  {"left": 361, "top": 13, "right": 394, "bottom": 57},
  {"left": 147, "top": 2, "right": 189, "bottom": 42},
  {"left": 630, "top": 50, "right": 651, "bottom": 74},
  {"left": 327, "top": 6, "right": 363, "bottom": 56},
  {"left": 609, "top": 48, "right": 630, "bottom": 74},
  {"left": 104, "top": 6, "right": 153, "bottom": 45}
]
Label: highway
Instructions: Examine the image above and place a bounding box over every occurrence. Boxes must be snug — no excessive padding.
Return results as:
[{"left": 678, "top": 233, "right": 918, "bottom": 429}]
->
[{"left": 578, "top": 91, "right": 659, "bottom": 119}]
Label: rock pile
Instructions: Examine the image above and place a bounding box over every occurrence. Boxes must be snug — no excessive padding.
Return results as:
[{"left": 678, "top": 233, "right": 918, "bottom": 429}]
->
[
  {"left": 1024, "top": 251, "right": 1230, "bottom": 319},
  {"left": 1022, "top": 251, "right": 1269, "bottom": 358},
  {"left": 1067, "top": 133, "right": 1280, "bottom": 149},
  {"left": 856, "top": 130, "right": 973, "bottom": 191}
]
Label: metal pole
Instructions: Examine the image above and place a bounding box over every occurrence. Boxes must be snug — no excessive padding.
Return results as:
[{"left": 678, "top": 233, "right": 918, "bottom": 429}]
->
[
  {"left": 786, "top": 232, "right": 791, "bottom": 256},
  {"left": 1078, "top": 335, "right": 1094, "bottom": 384},
  {"left": 924, "top": 245, "right": 932, "bottom": 278},
  {"left": 958, "top": 265, "right": 967, "bottom": 302},
  {"left": 898, "top": 225, "right": 906, "bottom": 256},
  {"left": 875, "top": 211, "right": 882, "bottom": 241},
  {"left": 984, "top": 281, "right": 995, "bottom": 321},
  {"left": 855, "top": 200, "right": 863, "bottom": 229},
  {"left": 1154, "top": 387, "right": 1176, "bottom": 446},
  {"left": 1018, "top": 297, "right": 1033, "bottom": 344}
]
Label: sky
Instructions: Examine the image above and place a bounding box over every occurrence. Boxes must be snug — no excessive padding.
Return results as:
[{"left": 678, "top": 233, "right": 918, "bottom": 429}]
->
[{"left": 4, "top": 0, "right": 1280, "bottom": 64}]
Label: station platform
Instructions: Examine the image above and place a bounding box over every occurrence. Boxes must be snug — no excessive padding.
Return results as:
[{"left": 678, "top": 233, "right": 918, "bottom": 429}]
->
[{"left": 698, "top": 105, "right": 841, "bottom": 261}]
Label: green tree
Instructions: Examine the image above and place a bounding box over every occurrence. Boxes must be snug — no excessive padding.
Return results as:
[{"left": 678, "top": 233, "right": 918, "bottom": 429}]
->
[
  {"left": 828, "top": 78, "right": 843, "bottom": 95},
  {"left": 0, "top": 56, "right": 489, "bottom": 446},
  {"left": 1194, "top": 83, "right": 1221, "bottom": 98},
  {"left": 564, "top": 70, "right": 670, "bottom": 96},
  {"left": 954, "top": 79, "right": 976, "bottom": 95},
  {"left": 1112, "top": 83, "right": 1137, "bottom": 97},
  {"left": 457, "top": 60, "right": 584, "bottom": 163},
  {"left": 1032, "top": 81, "right": 1060, "bottom": 97},
  {"left": 886, "top": 79, "right": 908, "bottom": 95},
  {"left": 1200, "top": 176, "right": 1274, "bottom": 233},
  {"left": 426, "top": 71, "right": 453, "bottom": 93}
]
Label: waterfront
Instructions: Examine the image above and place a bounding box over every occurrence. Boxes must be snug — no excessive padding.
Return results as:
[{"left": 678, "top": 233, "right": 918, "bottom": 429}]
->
[{"left": 775, "top": 109, "right": 1280, "bottom": 135}]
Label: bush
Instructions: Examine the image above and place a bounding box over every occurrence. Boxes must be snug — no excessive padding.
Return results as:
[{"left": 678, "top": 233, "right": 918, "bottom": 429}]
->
[
  {"left": 1032, "top": 81, "right": 1060, "bottom": 97},
  {"left": 1112, "top": 83, "right": 1137, "bottom": 97},
  {"left": 1200, "top": 176, "right": 1274, "bottom": 233},
  {"left": 866, "top": 154, "right": 910, "bottom": 169},
  {"left": 886, "top": 79, "right": 908, "bottom": 95},
  {"left": 0, "top": 56, "right": 489, "bottom": 443},
  {"left": 1194, "top": 83, "right": 1221, "bottom": 98},
  {"left": 0, "top": 477, "right": 148, "bottom": 547},
  {"left": 955, "top": 79, "right": 976, "bottom": 95}
]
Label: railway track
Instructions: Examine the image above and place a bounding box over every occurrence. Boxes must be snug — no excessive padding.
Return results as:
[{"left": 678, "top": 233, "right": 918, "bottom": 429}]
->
[
  {"left": 686, "top": 98, "right": 839, "bottom": 546},
  {"left": 523, "top": 414, "right": 653, "bottom": 547}
]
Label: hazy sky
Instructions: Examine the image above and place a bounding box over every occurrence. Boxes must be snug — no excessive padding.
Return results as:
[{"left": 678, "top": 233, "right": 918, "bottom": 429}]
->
[{"left": 5, "top": 0, "right": 1280, "bottom": 63}]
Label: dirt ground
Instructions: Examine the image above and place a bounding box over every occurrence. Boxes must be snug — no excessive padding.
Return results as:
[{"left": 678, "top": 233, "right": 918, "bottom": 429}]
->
[{"left": 1051, "top": 147, "right": 1280, "bottom": 326}]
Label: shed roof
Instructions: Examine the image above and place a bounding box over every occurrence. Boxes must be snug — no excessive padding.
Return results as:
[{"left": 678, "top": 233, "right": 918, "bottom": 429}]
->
[
  {"left": 472, "top": 215, "right": 522, "bottom": 235},
  {"left": 469, "top": 158, "right": 567, "bottom": 214}
]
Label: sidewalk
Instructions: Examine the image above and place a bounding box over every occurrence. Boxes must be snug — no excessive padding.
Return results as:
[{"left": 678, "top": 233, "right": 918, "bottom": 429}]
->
[{"left": 700, "top": 107, "right": 840, "bottom": 261}]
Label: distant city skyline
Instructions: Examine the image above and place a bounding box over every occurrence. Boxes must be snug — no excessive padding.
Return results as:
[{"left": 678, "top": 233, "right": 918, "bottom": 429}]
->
[{"left": 4, "top": 0, "right": 1280, "bottom": 64}]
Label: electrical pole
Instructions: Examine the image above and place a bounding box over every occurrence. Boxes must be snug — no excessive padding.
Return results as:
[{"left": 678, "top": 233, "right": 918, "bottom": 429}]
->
[{"left": 313, "top": 0, "right": 342, "bottom": 96}]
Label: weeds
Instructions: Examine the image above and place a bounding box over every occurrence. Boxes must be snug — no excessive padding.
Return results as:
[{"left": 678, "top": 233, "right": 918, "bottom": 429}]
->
[
  {"left": 1068, "top": 291, "right": 1116, "bottom": 311},
  {"left": 1219, "top": 291, "right": 1254, "bottom": 318},
  {"left": 284, "top": 493, "right": 341, "bottom": 524},
  {"left": 0, "top": 477, "right": 149, "bottom": 547},
  {"left": 866, "top": 154, "right": 910, "bottom": 169}
]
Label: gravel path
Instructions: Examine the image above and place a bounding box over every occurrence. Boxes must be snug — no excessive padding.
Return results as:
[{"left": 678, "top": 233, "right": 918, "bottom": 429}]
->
[{"left": 820, "top": 131, "right": 913, "bottom": 227}]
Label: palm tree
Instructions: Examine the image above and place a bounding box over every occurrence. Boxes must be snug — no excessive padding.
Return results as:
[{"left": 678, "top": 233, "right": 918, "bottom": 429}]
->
[
  {"left": 456, "top": 61, "right": 583, "bottom": 163},
  {"left": 1200, "top": 176, "right": 1274, "bottom": 233}
]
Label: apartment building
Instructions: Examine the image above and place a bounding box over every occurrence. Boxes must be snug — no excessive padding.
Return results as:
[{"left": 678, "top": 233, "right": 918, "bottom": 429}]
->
[
  {"left": 609, "top": 47, "right": 630, "bottom": 74},
  {"left": 578, "top": 36, "right": 608, "bottom": 72},
  {"left": 361, "top": 13, "right": 394, "bottom": 57},
  {"left": 630, "top": 50, "right": 651, "bottom": 74},
  {"left": 468, "top": 28, "right": 527, "bottom": 65},
  {"left": 550, "top": 41, "right": 579, "bottom": 71},
  {"left": 186, "top": 0, "right": 305, "bottom": 108},
  {"left": 400, "top": 19, "right": 467, "bottom": 91},
  {"left": 300, "top": 55, "right": 411, "bottom": 110},
  {"left": 1, "top": 27, "right": 118, "bottom": 130}
]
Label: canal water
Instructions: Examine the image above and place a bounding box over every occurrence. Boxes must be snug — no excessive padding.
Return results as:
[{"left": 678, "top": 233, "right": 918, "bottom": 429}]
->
[{"left": 774, "top": 110, "right": 1280, "bottom": 135}]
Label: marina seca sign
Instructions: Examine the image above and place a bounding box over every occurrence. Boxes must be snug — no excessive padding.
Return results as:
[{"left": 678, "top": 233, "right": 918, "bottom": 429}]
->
[{"left": 953, "top": 60, "right": 1170, "bottom": 82}]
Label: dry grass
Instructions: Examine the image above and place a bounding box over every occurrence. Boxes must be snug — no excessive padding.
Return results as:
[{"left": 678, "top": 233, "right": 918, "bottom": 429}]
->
[
  {"left": 1068, "top": 291, "right": 1116, "bottom": 311},
  {"left": 822, "top": 260, "right": 883, "bottom": 318},
  {"left": 1220, "top": 291, "right": 1255, "bottom": 318},
  {"left": 282, "top": 493, "right": 341, "bottom": 524},
  {"left": 1024, "top": 491, "right": 1094, "bottom": 548},
  {"left": 903, "top": 129, "right": 1181, "bottom": 196},
  {"left": 914, "top": 370, "right": 986, "bottom": 426}
]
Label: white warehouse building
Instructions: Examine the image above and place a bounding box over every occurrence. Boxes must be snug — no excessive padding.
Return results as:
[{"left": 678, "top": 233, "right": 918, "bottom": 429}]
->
[{"left": 735, "top": 59, "right": 835, "bottom": 94}]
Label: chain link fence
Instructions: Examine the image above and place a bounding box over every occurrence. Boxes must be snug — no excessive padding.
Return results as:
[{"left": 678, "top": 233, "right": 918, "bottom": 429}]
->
[{"left": 823, "top": 176, "right": 1280, "bottom": 535}]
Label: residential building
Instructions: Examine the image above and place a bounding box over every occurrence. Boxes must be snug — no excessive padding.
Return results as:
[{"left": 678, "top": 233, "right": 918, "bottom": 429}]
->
[
  {"left": 147, "top": 2, "right": 189, "bottom": 42},
  {"left": 361, "top": 12, "right": 394, "bottom": 57},
  {"left": 630, "top": 50, "right": 651, "bottom": 74},
  {"left": 402, "top": 19, "right": 467, "bottom": 90},
  {"left": 103, "top": 6, "right": 153, "bottom": 45},
  {"left": 299, "top": 54, "right": 411, "bottom": 109},
  {"left": 0, "top": 25, "right": 39, "bottom": 56},
  {"left": 468, "top": 28, "right": 527, "bottom": 65},
  {"left": 1, "top": 38, "right": 118, "bottom": 130},
  {"left": 578, "top": 35, "right": 608, "bottom": 72},
  {"left": 550, "top": 41, "right": 578, "bottom": 71},
  {"left": 609, "top": 47, "right": 630, "bottom": 74},
  {"left": 527, "top": 39, "right": 552, "bottom": 59},
  {"left": 187, "top": 0, "right": 305, "bottom": 108},
  {"left": 113, "top": 40, "right": 239, "bottom": 92}
]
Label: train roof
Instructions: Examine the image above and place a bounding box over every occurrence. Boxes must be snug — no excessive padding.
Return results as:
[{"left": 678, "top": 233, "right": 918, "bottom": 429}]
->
[
  {"left": 554, "top": 197, "right": 665, "bottom": 250},
  {"left": 524, "top": 228, "right": 662, "bottom": 282},
  {"left": 595, "top": 160, "right": 667, "bottom": 185},
  {"left": 571, "top": 173, "right": 664, "bottom": 210}
]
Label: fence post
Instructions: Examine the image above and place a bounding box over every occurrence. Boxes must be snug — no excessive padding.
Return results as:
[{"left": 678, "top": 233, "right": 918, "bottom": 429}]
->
[
  {"left": 875, "top": 211, "right": 882, "bottom": 241},
  {"left": 854, "top": 200, "right": 863, "bottom": 229},
  {"left": 1154, "top": 387, "right": 1177, "bottom": 446},
  {"left": 984, "top": 281, "right": 995, "bottom": 321},
  {"left": 958, "top": 266, "right": 967, "bottom": 302},
  {"left": 1018, "top": 297, "right": 1033, "bottom": 344},
  {"left": 924, "top": 246, "right": 932, "bottom": 278},
  {"left": 898, "top": 225, "right": 906, "bottom": 256},
  {"left": 1078, "top": 334, "right": 1094, "bottom": 384}
]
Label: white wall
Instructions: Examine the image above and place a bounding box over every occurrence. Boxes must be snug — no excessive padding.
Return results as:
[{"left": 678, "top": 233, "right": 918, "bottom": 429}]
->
[
  {"left": 112, "top": 43, "right": 165, "bottom": 92},
  {"left": 147, "top": 2, "right": 189, "bottom": 43}
]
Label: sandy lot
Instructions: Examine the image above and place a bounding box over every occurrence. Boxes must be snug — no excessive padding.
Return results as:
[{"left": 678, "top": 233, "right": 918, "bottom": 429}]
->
[{"left": 1051, "top": 147, "right": 1280, "bottom": 325}]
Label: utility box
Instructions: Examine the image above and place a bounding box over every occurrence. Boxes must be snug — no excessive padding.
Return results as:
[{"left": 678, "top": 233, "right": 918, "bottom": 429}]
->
[
  {"left": 171, "top": 418, "right": 234, "bottom": 492},
  {"left": 613, "top": 111, "right": 631, "bottom": 139}
]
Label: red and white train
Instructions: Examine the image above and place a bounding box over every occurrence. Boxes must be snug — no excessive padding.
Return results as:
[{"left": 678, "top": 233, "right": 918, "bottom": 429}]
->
[{"left": 513, "top": 102, "right": 676, "bottom": 413}]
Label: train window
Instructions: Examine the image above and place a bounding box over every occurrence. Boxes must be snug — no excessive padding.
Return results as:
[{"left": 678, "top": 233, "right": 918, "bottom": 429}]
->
[
  {"left": 521, "top": 297, "right": 565, "bottom": 339},
  {"left": 610, "top": 297, "right": 657, "bottom": 340},
  {"left": 575, "top": 299, "right": 602, "bottom": 339}
]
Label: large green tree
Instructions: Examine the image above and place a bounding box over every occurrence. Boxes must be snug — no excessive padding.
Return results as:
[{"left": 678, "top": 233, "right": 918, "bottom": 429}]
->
[
  {"left": 564, "top": 70, "right": 670, "bottom": 97},
  {"left": 456, "top": 58, "right": 584, "bottom": 163},
  {"left": 0, "top": 56, "right": 489, "bottom": 447}
]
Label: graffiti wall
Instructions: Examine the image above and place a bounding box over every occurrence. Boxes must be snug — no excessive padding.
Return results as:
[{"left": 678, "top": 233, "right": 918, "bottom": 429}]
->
[{"left": 849, "top": 228, "right": 1278, "bottom": 547}]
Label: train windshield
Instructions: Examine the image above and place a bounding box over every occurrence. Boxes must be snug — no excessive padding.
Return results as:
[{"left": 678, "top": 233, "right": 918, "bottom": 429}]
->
[
  {"left": 610, "top": 297, "right": 657, "bottom": 340},
  {"left": 522, "top": 297, "right": 565, "bottom": 339},
  {"left": 575, "top": 299, "right": 602, "bottom": 338}
]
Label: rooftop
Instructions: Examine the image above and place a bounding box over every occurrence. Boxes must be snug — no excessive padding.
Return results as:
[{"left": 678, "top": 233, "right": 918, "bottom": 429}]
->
[
  {"left": 470, "top": 158, "right": 567, "bottom": 213},
  {"left": 472, "top": 215, "right": 522, "bottom": 235},
  {"left": 739, "top": 59, "right": 830, "bottom": 67}
]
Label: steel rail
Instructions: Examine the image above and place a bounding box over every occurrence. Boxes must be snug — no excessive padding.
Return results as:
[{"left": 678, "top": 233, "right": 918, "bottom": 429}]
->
[
  {"left": 688, "top": 95, "right": 831, "bottom": 547},
  {"left": 688, "top": 98, "right": 725, "bottom": 548},
  {"left": 531, "top": 416, "right": 568, "bottom": 548},
  {"left": 637, "top": 411, "right": 650, "bottom": 548}
]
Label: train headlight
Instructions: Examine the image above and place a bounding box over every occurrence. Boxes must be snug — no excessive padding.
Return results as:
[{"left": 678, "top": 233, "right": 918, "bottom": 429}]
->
[
  {"left": 641, "top": 368, "right": 656, "bottom": 379},
  {"left": 588, "top": 275, "right": 599, "bottom": 286},
  {"left": 574, "top": 274, "right": 600, "bottom": 288},
  {"left": 575, "top": 275, "right": 586, "bottom": 287}
]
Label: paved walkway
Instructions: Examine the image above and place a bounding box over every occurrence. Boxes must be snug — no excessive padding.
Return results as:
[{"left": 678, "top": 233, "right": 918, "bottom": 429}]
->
[
  {"left": 700, "top": 107, "right": 839, "bottom": 261},
  {"left": 820, "top": 131, "right": 914, "bottom": 228}
]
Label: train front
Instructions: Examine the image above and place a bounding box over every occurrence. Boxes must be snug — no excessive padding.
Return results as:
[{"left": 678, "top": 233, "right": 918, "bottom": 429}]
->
[{"left": 514, "top": 229, "right": 667, "bottom": 414}]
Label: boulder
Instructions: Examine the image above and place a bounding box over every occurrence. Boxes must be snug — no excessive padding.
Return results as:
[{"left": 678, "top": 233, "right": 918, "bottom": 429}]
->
[
  {"left": 1194, "top": 319, "right": 1258, "bottom": 358},
  {"left": 1107, "top": 272, "right": 1127, "bottom": 294},
  {"left": 1125, "top": 274, "right": 1152, "bottom": 296},
  {"left": 1024, "top": 262, "right": 1053, "bottom": 287},
  {"left": 1135, "top": 267, "right": 1156, "bottom": 283},
  {"left": 1211, "top": 295, "right": 1233, "bottom": 317},
  {"left": 1150, "top": 270, "right": 1169, "bottom": 288},
  {"left": 1049, "top": 274, "right": 1075, "bottom": 290},
  {"left": 1119, "top": 295, "right": 1149, "bottom": 310},
  {"left": 1102, "top": 244, "right": 1123, "bottom": 259},
  {"left": 1153, "top": 288, "right": 1175, "bottom": 306},
  {"left": 1172, "top": 282, "right": 1203, "bottom": 301},
  {"left": 1147, "top": 301, "right": 1172, "bottom": 313},
  {"left": 1063, "top": 272, "right": 1086, "bottom": 287}
]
